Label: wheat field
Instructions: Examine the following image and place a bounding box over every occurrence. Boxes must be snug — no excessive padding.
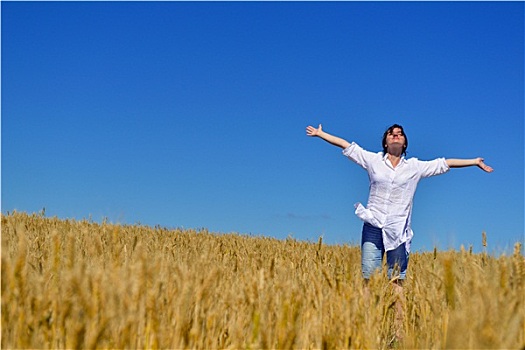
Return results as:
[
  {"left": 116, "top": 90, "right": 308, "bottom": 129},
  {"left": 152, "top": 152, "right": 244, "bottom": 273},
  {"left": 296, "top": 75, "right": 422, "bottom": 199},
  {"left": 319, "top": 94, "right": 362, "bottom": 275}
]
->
[{"left": 2, "top": 211, "right": 524, "bottom": 349}]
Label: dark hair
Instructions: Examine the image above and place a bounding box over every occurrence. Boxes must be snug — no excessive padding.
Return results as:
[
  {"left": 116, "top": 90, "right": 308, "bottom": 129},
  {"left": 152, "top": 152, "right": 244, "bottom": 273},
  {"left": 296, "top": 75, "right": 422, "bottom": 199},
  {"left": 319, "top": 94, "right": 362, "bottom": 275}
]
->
[{"left": 382, "top": 124, "right": 408, "bottom": 156}]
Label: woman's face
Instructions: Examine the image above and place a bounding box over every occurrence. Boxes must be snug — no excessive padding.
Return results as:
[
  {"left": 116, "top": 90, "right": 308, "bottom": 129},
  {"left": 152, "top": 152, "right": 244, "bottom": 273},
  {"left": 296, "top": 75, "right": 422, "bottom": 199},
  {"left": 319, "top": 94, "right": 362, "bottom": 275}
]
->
[{"left": 385, "top": 127, "right": 406, "bottom": 151}]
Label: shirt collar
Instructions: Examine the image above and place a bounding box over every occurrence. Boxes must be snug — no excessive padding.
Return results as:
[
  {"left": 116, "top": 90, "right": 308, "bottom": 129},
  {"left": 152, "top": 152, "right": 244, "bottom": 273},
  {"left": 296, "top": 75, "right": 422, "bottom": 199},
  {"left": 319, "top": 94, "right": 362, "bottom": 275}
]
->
[
  {"left": 382, "top": 153, "right": 407, "bottom": 161},
  {"left": 382, "top": 153, "right": 407, "bottom": 168}
]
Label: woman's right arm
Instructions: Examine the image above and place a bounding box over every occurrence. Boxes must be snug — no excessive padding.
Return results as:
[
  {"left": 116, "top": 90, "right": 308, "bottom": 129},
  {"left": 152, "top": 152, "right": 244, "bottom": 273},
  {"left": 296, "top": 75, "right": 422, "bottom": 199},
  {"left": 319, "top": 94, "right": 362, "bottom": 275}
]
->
[{"left": 306, "top": 124, "right": 351, "bottom": 149}]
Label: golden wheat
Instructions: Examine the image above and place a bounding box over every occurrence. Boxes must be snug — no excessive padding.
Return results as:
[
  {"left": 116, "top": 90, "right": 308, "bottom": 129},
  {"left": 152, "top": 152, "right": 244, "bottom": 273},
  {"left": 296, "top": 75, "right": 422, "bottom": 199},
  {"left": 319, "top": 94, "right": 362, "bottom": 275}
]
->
[{"left": 1, "top": 211, "right": 524, "bottom": 349}]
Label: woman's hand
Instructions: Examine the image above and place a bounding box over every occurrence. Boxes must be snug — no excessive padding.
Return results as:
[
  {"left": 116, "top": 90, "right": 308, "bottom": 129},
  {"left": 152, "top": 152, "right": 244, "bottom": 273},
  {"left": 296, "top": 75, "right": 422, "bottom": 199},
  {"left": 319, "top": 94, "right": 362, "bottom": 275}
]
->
[
  {"left": 476, "top": 158, "right": 494, "bottom": 173},
  {"left": 306, "top": 124, "right": 323, "bottom": 137}
]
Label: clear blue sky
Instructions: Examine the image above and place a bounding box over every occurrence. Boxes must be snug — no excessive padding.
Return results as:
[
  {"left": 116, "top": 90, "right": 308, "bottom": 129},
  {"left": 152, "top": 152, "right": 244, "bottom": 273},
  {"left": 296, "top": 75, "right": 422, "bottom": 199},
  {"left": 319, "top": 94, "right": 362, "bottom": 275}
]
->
[{"left": 2, "top": 1, "right": 523, "bottom": 254}]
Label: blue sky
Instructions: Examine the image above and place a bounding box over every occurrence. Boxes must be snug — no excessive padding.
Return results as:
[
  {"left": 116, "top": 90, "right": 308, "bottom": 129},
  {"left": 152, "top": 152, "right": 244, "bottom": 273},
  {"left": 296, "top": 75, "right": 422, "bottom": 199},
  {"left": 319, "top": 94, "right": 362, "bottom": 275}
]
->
[{"left": 2, "top": 1, "right": 523, "bottom": 254}]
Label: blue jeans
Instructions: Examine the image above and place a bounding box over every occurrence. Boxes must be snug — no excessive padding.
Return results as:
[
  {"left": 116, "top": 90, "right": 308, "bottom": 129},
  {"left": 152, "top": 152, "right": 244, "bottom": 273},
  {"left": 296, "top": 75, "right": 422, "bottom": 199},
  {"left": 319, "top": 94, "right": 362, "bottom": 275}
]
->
[{"left": 361, "top": 223, "right": 409, "bottom": 280}]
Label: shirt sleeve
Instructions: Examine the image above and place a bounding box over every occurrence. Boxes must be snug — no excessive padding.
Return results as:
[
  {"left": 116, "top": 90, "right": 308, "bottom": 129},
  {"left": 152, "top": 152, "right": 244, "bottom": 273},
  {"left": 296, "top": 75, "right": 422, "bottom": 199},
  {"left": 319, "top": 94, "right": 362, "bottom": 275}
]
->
[
  {"left": 417, "top": 157, "right": 450, "bottom": 178},
  {"left": 342, "top": 142, "right": 379, "bottom": 170}
]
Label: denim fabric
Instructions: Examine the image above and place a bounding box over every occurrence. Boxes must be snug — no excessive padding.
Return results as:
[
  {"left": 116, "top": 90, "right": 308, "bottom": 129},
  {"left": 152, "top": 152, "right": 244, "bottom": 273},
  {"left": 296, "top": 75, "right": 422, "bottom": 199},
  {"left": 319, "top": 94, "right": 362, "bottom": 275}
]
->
[{"left": 361, "top": 223, "right": 409, "bottom": 280}]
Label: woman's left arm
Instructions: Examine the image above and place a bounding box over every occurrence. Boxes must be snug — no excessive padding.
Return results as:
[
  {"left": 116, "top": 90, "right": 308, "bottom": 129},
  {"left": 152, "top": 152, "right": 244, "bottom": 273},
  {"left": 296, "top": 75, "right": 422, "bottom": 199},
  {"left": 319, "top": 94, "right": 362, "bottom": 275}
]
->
[{"left": 446, "top": 158, "right": 494, "bottom": 172}]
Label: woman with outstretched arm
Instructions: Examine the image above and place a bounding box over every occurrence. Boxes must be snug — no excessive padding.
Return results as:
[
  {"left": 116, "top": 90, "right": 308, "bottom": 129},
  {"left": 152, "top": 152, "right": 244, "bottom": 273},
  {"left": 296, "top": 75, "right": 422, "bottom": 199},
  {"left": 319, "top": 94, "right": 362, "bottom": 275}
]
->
[
  {"left": 305, "top": 123, "right": 493, "bottom": 283},
  {"left": 307, "top": 122, "right": 493, "bottom": 343}
]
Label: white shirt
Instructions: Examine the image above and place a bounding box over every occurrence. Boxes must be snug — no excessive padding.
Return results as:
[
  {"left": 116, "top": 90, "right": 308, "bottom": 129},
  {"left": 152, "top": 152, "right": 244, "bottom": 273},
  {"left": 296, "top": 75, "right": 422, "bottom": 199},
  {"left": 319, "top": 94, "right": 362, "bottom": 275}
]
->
[{"left": 343, "top": 142, "right": 450, "bottom": 252}]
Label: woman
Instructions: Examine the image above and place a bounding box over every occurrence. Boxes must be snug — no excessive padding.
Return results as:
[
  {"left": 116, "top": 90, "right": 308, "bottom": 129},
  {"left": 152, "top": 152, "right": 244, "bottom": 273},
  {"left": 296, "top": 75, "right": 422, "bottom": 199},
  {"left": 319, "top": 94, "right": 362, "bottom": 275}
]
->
[{"left": 306, "top": 123, "right": 493, "bottom": 282}]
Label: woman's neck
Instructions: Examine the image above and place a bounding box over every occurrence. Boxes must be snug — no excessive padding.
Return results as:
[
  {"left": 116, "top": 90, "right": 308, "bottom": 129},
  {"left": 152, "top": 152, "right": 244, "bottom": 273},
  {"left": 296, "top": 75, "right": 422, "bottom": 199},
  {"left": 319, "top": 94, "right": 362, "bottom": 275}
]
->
[{"left": 387, "top": 153, "right": 402, "bottom": 168}]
